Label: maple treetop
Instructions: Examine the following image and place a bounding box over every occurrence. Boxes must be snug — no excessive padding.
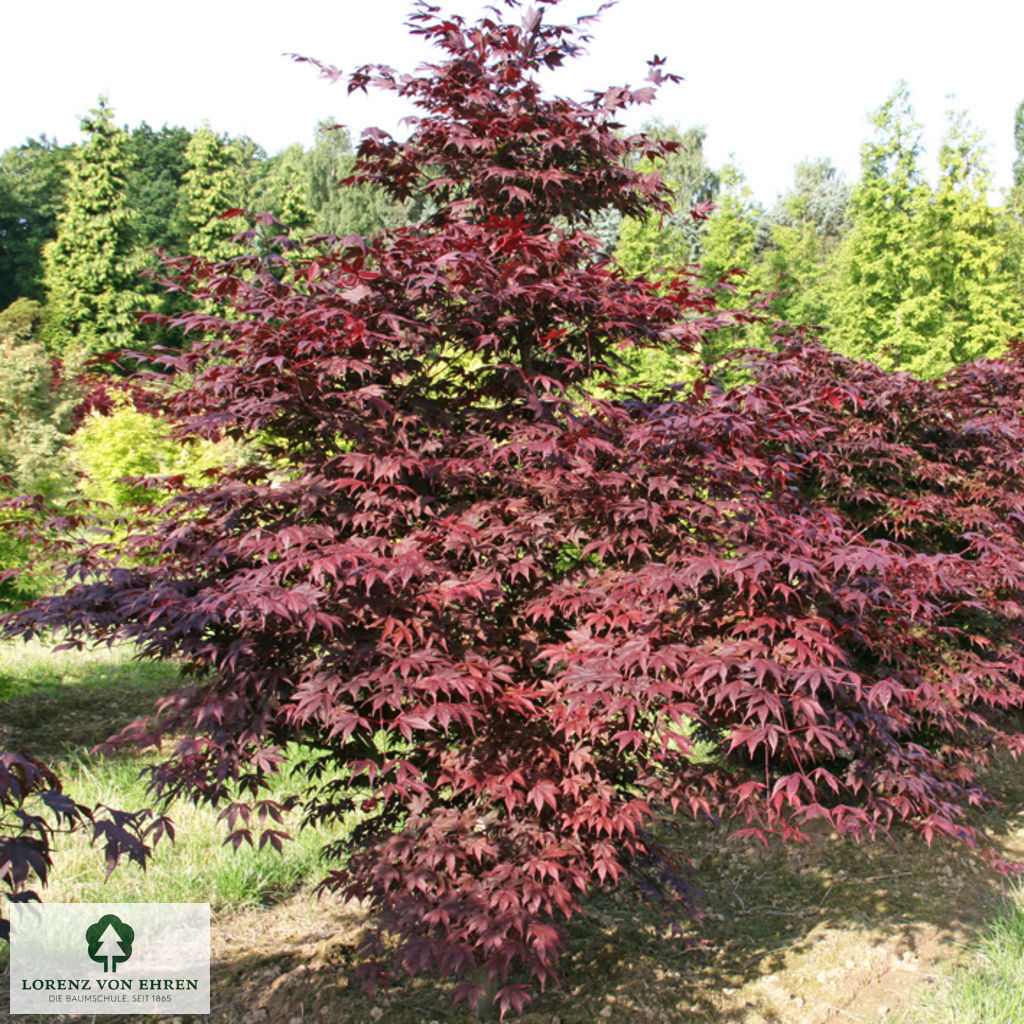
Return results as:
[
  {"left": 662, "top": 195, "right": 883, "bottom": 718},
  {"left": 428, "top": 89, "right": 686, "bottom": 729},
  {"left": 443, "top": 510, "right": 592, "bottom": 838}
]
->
[{"left": 293, "top": 0, "right": 684, "bottom": 228}]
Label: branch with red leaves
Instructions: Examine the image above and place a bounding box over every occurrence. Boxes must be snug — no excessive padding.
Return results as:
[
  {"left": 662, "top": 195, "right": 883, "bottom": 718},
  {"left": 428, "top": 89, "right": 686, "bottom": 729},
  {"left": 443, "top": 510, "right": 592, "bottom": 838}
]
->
[{"left": 0, "top": 751, "right": 171, "bottom": 941}]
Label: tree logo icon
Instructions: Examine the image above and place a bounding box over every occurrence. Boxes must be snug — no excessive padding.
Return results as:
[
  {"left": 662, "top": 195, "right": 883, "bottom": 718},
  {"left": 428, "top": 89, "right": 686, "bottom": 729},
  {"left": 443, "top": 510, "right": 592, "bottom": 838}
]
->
[{"left": 85, "top": 914, "right": 135, "bottom": 973}]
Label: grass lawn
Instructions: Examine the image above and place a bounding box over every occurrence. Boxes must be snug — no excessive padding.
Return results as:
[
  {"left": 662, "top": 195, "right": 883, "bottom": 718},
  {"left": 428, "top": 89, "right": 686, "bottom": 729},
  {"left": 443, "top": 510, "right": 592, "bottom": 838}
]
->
[
  {"left": 1, "top": 638, "right": 341, "bottom": 923},
  {"left": 898, "top": 883, "right": 1024, "bottom": 1024}
]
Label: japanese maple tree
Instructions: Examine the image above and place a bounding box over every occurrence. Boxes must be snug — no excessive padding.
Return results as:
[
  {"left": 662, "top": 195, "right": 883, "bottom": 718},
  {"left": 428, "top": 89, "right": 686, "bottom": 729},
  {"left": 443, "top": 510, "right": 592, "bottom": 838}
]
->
[{"left": 4, "top": 0, "right": 1024, "bottom": 1014}]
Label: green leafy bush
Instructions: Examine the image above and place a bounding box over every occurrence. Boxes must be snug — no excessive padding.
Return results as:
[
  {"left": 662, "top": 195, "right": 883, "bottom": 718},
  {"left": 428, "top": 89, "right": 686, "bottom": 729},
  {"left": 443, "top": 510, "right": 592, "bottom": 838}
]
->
[
  {"left": 70, "top": 399, "right": 245, "bottom": 507},
  {"left": 0, "top": 299, "right": 76, "bottom": 498}
]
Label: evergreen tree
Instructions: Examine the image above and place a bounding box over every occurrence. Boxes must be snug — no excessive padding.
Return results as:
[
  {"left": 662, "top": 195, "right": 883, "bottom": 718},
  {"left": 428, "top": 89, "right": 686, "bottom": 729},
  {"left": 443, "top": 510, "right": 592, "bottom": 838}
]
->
[
  {"left": 614, "top": 122, "right": 718, "bottom": 277},
  {"left": 0, "top": 299, "right": 75, "bottom": 497},
  {"left": 177, "top": 126, "right": 245, "bottom": 261},
  {"left": 823, "top": 83, "right": 936, "bottom": 370},
  {"left": 611, "top": 124, "right": 719, "bottom": 390},
  {"left": 916, "top": 110, "right": 1024, "bottom": 366},
  {"left": 697, "top": 163, "right": 766, "bottom": 362},
  {"left": 230, "top": 134, "right": 268, "bottom": 213},
  {"left": 617, "top": 153, "right": 765, "bottom": 374},
  {"left": 700, "top": 163, "right": 760, "bottom": 291},
  {"left": 308, "top": 120, "right": 406, "bottom": 235},
  {"left": 0, "top": 172, "right": 15, "bottom": 300},
  {"left": 1010, "top": 99, "right": 1024, "bottom": 218},
  {"left": 826, "top": 92, "right": 1022, "bottom": 376},
  {"left": 0, "top": 297, "right": 75, "bottom": 608},
  {"left": 759, "top": 159, "right": 849, "bottom": 329},
  {"left": 41, "top": 99, "right": 143, "bottom": 356},
  {"left": 252, "top": 143, "right": 314, "bottom": 232},
  {"left": 1007, "top": 100, "right": 1024, "bottom": 306},
  {"left": 125, "top": 123, "right": 193, "bottom": 253},
  {"left": 614, "top": 201, "right": 690, "bottom": 281},
  {"left": 123, "top": 123, "right": 196, "bottom": 347}
]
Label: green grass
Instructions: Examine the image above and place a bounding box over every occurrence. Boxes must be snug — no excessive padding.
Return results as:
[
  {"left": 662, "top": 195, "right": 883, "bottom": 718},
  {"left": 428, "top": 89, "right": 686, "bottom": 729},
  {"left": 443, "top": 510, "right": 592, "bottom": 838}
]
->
[
  {"left": 0, "top": 635, "right": 175, "bottom": 700},
  {"left": 1, "top": 639, "right": 347, "bottom": 924},
  {"left": 0, "top": 637, "right": 175, "bottom": 758},
  {"left": 45, "top": 747, "right": 342, "bottom": 913},
  {"left": 899, "top": 884, "right": 1024, "bottom": 1023}
]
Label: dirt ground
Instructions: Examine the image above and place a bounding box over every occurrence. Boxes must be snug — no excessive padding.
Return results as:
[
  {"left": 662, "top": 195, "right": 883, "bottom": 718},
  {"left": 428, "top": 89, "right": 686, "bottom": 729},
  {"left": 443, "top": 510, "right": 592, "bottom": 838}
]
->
[
  {"left": 6, "top": 755, "right": 1024, "bottom": 1024},
  {"left": 196, "top": 806, "right": 1022, "bottom": 1024}
]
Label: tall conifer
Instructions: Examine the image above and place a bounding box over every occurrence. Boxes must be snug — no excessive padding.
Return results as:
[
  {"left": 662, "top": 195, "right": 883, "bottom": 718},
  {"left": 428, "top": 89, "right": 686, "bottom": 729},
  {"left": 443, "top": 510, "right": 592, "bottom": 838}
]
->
[
  {"left": 178, "top": 126, "right": 244, "bottom": 261},
  {"left": 825, "top": 92, "right": 1023, "bottom": 376},
  {"left": 0, "top": 137, "right": 71, "bottom": 308},
  {"left": 1012, "top": 101, "right": 1024, "bottom": 195},
  {"left": 697, "top": 163, "right": 765, "bottom": 362},
  {"left": 254, "top": 143, "right": 314, "bottom": 232},
  {"left": 917, "top": 110, "right": 1024, "bottom": 366},
  {"left": 823, "top": 83, "right": 934, "bottom": 370},
  {"left": 41, "top": 99, "right": 142, "bottom": 356},
  {"left": 614, "top": 123, "right": 718, "bottom": 277},
  {"left": 759, "top": 159, "right": 849, "bottom": 330},
  {"left": 307, "top": 120, "right": 405, "bottom": 236}
]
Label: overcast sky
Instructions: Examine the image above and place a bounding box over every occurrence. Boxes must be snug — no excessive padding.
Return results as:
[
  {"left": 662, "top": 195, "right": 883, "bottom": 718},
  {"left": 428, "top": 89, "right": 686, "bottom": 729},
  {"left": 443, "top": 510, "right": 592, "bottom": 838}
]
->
[{"left": 4, "top": 0, "right": 1024, "bottom": 206}]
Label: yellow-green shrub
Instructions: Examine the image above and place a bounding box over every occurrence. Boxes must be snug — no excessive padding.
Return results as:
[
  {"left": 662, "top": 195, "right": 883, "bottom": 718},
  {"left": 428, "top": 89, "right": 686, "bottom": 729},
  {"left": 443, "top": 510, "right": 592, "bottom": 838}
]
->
[{"left": 71, "top": 400, "right": 245, "bottom": 507}]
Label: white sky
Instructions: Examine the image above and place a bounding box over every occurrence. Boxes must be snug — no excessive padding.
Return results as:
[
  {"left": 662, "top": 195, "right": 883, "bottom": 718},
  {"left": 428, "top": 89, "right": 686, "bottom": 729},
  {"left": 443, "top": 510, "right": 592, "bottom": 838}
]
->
[{"left": 4, "top": 0, "right": 1024, "bottom": 206}]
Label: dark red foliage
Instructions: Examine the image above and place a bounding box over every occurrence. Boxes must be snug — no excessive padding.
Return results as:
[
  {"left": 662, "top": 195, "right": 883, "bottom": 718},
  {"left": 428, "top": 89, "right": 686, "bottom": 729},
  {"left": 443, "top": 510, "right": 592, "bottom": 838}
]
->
[
  {"left": 4, "top": 1, "right": 1024, "bottom": 1012},
  {"left": 70, "top": 375, "right": 164, "bottom": 427},
  {"left": 0, "top": 751, "right": 172, "bottom": 941}
]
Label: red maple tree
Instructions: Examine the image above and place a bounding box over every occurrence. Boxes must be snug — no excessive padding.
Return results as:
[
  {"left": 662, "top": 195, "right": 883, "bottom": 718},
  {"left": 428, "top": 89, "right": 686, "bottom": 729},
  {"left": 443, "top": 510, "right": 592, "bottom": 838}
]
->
[{"left": 4, "top": 1, "right": 1024, "bottom": 1014}]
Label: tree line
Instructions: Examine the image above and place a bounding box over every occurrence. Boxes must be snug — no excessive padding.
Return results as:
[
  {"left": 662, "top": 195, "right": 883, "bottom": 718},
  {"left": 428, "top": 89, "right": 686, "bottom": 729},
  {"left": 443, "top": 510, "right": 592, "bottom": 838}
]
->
[
  {"left": 0, "top": 98, "right": 406, "bottom": 348},
  {"left": 4, "top": 87, "right": 1024, "bottom": 371},
  {"left": 617, "top": 86, "right": 1024, "bottom": 382},
  {"left": 3, "top": 85, "right": 1024, "bottom": 602}
]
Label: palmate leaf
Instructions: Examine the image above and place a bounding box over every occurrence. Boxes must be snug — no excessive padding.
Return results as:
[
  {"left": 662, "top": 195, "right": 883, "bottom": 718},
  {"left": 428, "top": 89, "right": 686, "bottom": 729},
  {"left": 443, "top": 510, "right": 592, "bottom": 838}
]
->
[{"left": 0, "top": 751, "right": 170, "bottom": 936}]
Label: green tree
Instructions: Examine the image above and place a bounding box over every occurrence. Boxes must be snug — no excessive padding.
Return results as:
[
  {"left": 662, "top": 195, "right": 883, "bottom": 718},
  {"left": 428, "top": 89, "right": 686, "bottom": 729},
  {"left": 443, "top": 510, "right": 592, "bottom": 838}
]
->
[
  {"left": 616, "top": 155, "right": 763, "bottom": 388},
  {"left": 823, "top": 83, "right": 936, "bottom": 370},
  {"left": 125, "top": 123, "right": 193, "bottom": 253},
  {"left": 612, "top": 124, "right": 721, "bottom": 390},
  {"left": 700, "top": 163, "right": 760, "bottom": 292},
  {"left": 614, "top": 202, "right": 688, "bottom": 281},
  {"left": 827, "top": 93, "right": 1023, "bottom": 376},
  {"left": 251, "top": 143, "right": 314, "bottom": 232},
  {"left": 0, "top": 137, "right": 72, "bottom": 308},
  {"left": 41, "top": 99, "right": 143, "bottom": 356},
  {"left": 0, "top": 298, "right": 79, "bottom": 608},
  {"left": 1009, "top": 99, "right": 1024, "bottom": 219},
  {"left": 1007, "top": 100, "right": 1024, "bottom": 308},
  {"left": 71, "top": 399, "right": 244, "bottom": 508},
  {"left": 758, "top": 159, "right": 849, "bottom": 328},
  {"left": 123, "top": 122, "right": 197, "bottom": 347},
  {"left": 698, "top": 162, "right": 766, "bottom": 362},
  {"left": 917, "top": 110, "right": 1024, "bottom": 365},
  {"left": 231, "top": 134, "right": 269, "bottom": 212},
  {"left": 0, "top": 299, "right": 75, "bottom": 496},
  {"left": 176, "top": 126, "right": 245, "bottom": 261},
  {"left": 308, "top": 120, "right": 406, "bottom": 235},
  {"left": 614, "top": 122, "right": 718, "bottom": 277}
]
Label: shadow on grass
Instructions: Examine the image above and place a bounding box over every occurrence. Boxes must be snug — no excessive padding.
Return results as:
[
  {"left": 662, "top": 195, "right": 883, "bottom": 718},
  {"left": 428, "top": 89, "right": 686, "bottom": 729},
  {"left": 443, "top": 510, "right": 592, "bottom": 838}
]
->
[{"left": 0, "top": 643, "right": 178, "bottom": 760}]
